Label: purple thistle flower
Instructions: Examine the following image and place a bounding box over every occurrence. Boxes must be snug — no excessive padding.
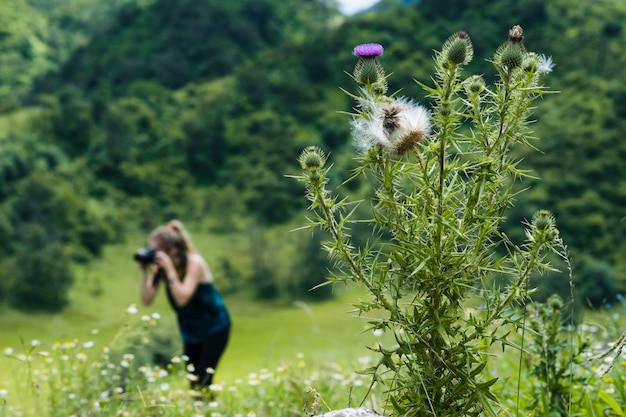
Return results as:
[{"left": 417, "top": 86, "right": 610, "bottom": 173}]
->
[{"left": 353, "top": 43, "right": 384, "bottom": 58}]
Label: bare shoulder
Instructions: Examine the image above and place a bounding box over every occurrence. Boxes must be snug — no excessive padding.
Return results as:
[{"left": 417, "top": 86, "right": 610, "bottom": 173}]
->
[{"left": 187, "top": 253, "right": 213, "bottom": 283}]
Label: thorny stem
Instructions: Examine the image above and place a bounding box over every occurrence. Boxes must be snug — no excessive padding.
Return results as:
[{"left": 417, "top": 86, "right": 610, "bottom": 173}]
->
[
  {"left": 313, "top": 185, "right": 397, "bottom": 315},
  {"left": 435, "top": 63, "right": 457, "bottom": 259}
]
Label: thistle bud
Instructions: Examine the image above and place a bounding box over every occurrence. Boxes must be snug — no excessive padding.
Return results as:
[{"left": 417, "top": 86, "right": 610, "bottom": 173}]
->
[
  {"left": 508, "top": 25, "right": 524, "bottom": 43},
  {"left": 530, "top": 210, "right": 558, "bottom": 244},
  {"left": 522, "top": 52, "right": 539, "bottom": 74},
  {"left": 298, "top": 146, "right": 326, "bottom": 172},
  {"left": 464, "top": 75, "right": 485, "bottom": 95},
  {"left": 439, "top": 102, "right": 452, "bottom": 117},
  {"left": 532, "top": 210, "right": 554, "bottom": 231},
  {"left": 497, "top": 43, "right": 525, "bottom": 69},
  {"left": 495, "top": 26, "right": 527, "bottom": 70},
  {"left": 442, "top": 32, "right": 473, "bottom": 66},
  {"left": 547, "top": 294, "right": 564, "bottom": 311}
]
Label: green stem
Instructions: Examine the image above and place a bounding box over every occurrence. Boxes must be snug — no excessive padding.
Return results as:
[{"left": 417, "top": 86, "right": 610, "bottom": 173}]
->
[
  {"left": 313, "top": 184, "right": 397, "bottom": 315},
  {"left": 435, "top": 64, "right": 457, "bottom": 259}
]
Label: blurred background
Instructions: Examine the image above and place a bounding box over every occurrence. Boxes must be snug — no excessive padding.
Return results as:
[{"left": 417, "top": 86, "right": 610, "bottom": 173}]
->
[{"left": 0, "top": 0, "right": 624, "bottom": 352}]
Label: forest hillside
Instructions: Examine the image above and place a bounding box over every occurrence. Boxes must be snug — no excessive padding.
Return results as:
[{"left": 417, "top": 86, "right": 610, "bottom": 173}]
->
[{"left": 0, "top": 0, "right": 624, "bottom": 311}]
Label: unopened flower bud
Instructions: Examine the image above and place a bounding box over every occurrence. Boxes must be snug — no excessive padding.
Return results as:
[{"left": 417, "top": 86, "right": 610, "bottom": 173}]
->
[
  {"left": 298, "top": 146, "right": 326, "bottom": 172},
  {"left": 464, "top": 75, "right": 485, "bottom": 95},
  {"left": 508, "top": 25, "right": 524, "bottom": 44},
  {"left": 442, "top": 32, "right": 473, "bottom": 65},
  {"left": 497, "top": 43, "right": 525, "bottom": 69},
  {"left": 530, "top": 210, "right": 558, "bottom": 243},
  {"left": 547, "top": 295, "right": 564, "bottom": 311},
  {"left": 522, "top": 52, "right": 539, "bottom": 74},
  {"left": 532, "top": 210, "right": 554, "bottom": 231}
]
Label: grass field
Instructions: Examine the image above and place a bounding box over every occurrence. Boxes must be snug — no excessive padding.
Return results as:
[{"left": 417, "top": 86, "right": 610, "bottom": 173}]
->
[{"left": 2, "top": 229, "right": 625, "bottom": 416}]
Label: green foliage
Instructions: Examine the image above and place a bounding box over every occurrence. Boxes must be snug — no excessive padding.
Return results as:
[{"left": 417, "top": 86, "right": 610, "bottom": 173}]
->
[
  {"left": 526, "top": 295, "right": 591, "bottom": 416},
  {"left": 4, "top": 223, "right": 73, "bottom": 312},
  {"left": 286, "top": 231, "right": 335, "bottom": 301}
]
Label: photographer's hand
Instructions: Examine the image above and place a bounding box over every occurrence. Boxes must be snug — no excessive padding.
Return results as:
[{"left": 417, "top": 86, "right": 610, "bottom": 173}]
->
[{"left": 154, "top": 251, "right": 177, "bottom": 284}]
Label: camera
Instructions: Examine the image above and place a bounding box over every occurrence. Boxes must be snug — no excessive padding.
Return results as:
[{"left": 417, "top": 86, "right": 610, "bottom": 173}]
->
[{"left": 134, "top": 247, "right": 156, "bottom": 263}]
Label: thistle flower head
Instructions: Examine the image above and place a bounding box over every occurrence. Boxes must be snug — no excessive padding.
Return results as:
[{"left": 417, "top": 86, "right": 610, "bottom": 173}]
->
[
  {"left": 442, "top": 31, "right": 473, "bottom": 66},
  {"left": 497, "top": 43, "right": 525, "bottom": 69},
  {"left": 352, "top": 43, "right": 387, "bottom": 91},
  {"left": 523, "top": 53, "right": 554, "bottom": 75},
  {"left": 532, "top": 210, "right": 555, "bottom": 231},
  {"left": 353, "top": 43, "right": 384, "bottom": 58},
  {"left": 547, "top": 294, "right": 564, "bottom": 311},
  {"left": 352, "top": 97, "right": 430, "bottom": 157},
  {"left": 298, "top": 146, "right": 328, "bottom": 186}
]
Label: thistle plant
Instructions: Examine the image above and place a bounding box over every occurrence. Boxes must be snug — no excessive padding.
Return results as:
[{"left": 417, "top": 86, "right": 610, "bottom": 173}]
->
[{"left": 296, "top": 27, "right": 560, "bottom": 416}]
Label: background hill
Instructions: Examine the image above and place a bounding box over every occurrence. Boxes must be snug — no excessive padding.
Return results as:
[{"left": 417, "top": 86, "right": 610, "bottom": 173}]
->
[{"left": 0, "top": 0, "right": 624, "bottom": 312}]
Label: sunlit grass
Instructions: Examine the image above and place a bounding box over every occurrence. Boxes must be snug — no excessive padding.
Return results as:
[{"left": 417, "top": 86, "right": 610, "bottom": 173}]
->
[
  {"left": 0, "top": 305, "right": 385, "bottom": 417},
  {"left": 2, "top": 229, "right": 626, "bottom": 416}
]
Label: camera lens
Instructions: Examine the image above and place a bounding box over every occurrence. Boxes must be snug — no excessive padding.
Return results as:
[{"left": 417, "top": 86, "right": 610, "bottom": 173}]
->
[{"left": 134, "top": 247, "right": 156, "bottom": 262}]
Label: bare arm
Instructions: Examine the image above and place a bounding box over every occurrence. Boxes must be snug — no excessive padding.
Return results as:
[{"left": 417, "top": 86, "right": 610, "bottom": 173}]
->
[{"left": 139, "top": 264, "right": 160, "bottom": 306}]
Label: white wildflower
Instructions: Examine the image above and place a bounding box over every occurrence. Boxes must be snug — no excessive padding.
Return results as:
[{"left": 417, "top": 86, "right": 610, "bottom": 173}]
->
[{"left": 351, "top": 97, "right": 430, "bottom": 156}]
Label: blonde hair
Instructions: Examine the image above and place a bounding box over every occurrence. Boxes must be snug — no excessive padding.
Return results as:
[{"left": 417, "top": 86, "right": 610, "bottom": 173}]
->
[{"left": 149, "top": 219, "right": 197, "bottom": 255}]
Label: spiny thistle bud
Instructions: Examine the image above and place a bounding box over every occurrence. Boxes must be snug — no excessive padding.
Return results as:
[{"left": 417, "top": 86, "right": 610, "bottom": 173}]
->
[
  {"left": 532, "top": 210, "right": 555, "bottom": 231},
  {"left": 464, "top": 75, "right": 485, "bottom": 95},
  {"left": 442, "top": 31, "right": 473, "bottom": 66},
  {"left": 298, "top": 146, "right": 326, "bottom": 172},
  {"left": 352, "top": 43, "right": 387, "bottom": 89},
  {"left": 494, "top": 26, "right": 528, "bottom": 70},
  {"left": 438, "top": 102, "right": 452, "bottom": 117},
  {"left": 497, "top": 42, "right": 525, "bottom": 69},
  {"left": 522, "top": 52, "right": 540, "bottom": 74},
  {"left": 547, "top": 294, "right": 564, "bottom": 311},
  {"left": 530, "top": 209, "right": 559, "bottom": 244}
]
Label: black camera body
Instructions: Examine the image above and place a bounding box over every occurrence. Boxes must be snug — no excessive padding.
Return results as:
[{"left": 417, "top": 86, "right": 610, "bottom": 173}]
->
[{"left": 134, "top": 247, "right": 156, "bottom": 263}]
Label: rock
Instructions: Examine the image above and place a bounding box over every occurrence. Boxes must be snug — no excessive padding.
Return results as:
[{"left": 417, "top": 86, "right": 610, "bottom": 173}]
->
[{"left": 313, "top": 408, "right": 384, "bottom": 417}]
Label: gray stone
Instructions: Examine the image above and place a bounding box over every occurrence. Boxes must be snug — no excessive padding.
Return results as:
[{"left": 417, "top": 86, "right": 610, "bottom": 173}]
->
[{"left": 313, "top": 408, "right": 384, "bottom": 417}]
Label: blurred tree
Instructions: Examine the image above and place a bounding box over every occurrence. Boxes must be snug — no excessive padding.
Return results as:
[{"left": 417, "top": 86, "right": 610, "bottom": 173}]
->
[
  {"left": 286, "top": 231, "right": 334, "bottom": 300},
  {"left": 6, "top": 223, "right": 73, "bottom": 311}
]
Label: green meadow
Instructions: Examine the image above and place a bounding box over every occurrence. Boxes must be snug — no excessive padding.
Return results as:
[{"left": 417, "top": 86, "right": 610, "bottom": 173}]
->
[
  {"left": 0, "top": 230, "right": 386, "bottom": 407},
  {"left": 1, "top": 230, "right": 625, "bottom": 416}
]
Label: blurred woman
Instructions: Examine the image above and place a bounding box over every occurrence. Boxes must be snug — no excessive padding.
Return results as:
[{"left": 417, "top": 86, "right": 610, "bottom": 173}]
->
[{"left": 136, "top": 220, "right": 231, "bottom": 390}]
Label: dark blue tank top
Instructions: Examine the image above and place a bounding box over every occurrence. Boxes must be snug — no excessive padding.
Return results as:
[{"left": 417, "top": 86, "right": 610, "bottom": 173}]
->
[{"left": 166, "top": 281, "right": 231, "bottom": 344}]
